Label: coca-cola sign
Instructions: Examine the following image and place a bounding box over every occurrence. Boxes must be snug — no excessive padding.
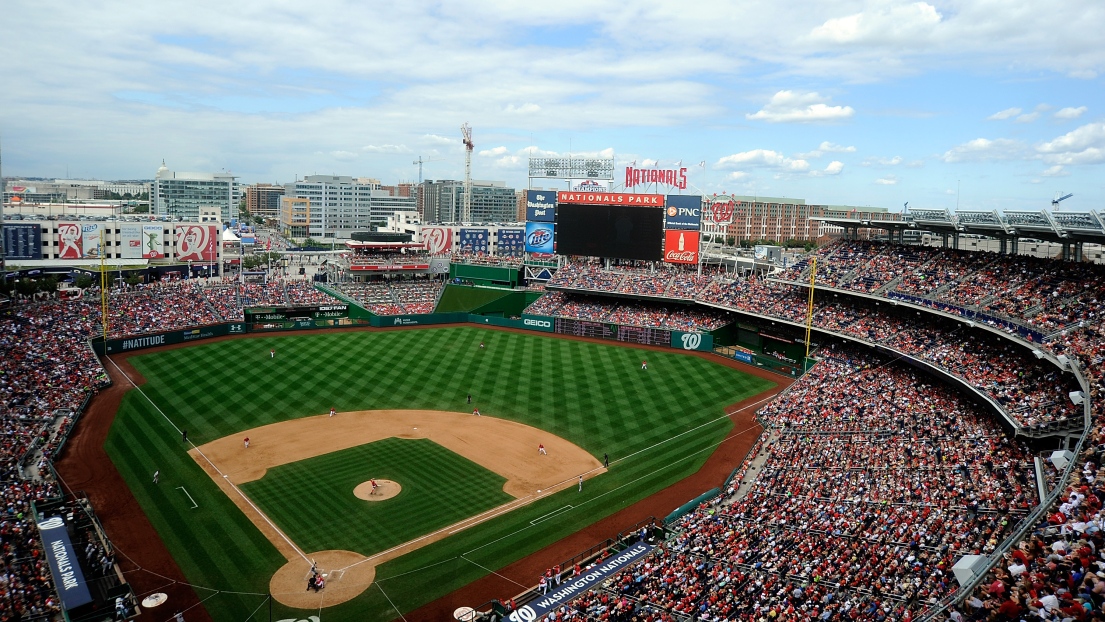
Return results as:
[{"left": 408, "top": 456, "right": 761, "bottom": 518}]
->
[
  {"left": 706, "top": 198, "right": 738, "bottom": 225},
  {"left": 664, "top": 230, "right": 699, "bottom": 264}
]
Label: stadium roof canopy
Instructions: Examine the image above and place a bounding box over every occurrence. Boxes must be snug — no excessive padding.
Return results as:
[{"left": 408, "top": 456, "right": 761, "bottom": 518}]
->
[{"left": 812, "top": 208, "right": 1105, "bottom": 245}]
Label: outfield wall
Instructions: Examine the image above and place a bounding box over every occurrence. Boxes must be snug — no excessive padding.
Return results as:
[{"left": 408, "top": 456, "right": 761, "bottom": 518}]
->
[{"left": 91, "top": 312, "right": 715, "bottom": 355}]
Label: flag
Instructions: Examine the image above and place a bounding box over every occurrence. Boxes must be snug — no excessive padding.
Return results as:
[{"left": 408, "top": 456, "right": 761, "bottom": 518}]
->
[{"left": 699, "top": 161, "right": 706, "bottom": 167}]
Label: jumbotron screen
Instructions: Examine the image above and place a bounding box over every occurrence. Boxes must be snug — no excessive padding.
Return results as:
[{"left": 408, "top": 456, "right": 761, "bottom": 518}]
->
[{"left": 555, "top": 204, "right": 664, "bottom": 260}]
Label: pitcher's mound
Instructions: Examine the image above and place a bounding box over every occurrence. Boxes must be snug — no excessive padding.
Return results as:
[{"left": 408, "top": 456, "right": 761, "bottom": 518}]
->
[
  {"left": 354, "top": 479, "right": 401, "bottom": 501},
  {"left": 270, "top": 550, "right": 374, "bottom": 608}
]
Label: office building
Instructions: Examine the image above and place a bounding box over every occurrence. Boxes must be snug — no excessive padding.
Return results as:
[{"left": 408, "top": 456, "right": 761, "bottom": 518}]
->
[
  {"left": 244, "top": 183, "right": 286, "bottom": 221},
  {"left": 281, "top": 175, "right": 417, "bottom": 239},
  {"left": 420, "top": 180, "right": 517, "bottom": 224},
  {"left": 151, "top": 162, "right": 238, "bottom": 222}
]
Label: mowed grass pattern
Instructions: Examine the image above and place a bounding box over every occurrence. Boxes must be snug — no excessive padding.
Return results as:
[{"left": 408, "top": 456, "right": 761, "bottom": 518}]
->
[
  {"left": 241, "top": 439, "right": 514, "bottom": 555},
  {"left": 105, "top": 326, "right": 775, "bottom": 621}
]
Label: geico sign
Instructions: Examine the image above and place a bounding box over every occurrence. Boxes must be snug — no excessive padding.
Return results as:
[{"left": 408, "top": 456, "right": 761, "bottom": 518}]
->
[{"left": 524, "top": 318, "right": 551, "bottom": 328}]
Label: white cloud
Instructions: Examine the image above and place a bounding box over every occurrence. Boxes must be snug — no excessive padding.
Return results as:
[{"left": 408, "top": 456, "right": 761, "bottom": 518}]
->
[
  {"left": 1055, "top": 106, "right": 1088, "bottom": 120},
  {"left": 478, "top": 146, "right": 510, "bottom": 157},
  {"left": 503, "top": 103, "right": 540, "bottom": 114},
  {"left": 799, "top": 141, "right": 856, "bottom": 158},
  {"left": 810, "top": 161, "right": 845, "bottom": 177},
  {"left": 987, "top": 107, "right": 1022, "bottom": 120},
  {"left": 809, "top": 2, "right": 942, "bottom": 45},
  {"left": 942, "top": 138, "right": 1027, "bottom": 162},
  {"left": 746, "top": 91, "right": 855, "bottom": 123},
  {"left": 422, "top": 134, "right": 458, "bottom": 146},
  {"left": 330, "top": 150, "right": 358, "bottom": 161},
  {"left": 716, "top": 149, "right": 810, "bottom": 172},
  {"left": 863, "top": 155, "right": 903, "bottom": 166},
  {"left": 1015, "top": 112, "right": 1039, "bottom": 123},
  {"left": 362, "top": 144, "right": 410, "bottom": 153},
  {"left": 640, "top": 159, "right": 658, "bottom": 167},
  {"left": 1041, "top": 165, "right": 1069, "bottom": 177},
  {"left": 1036, "top": 122, "right": 1105, "bottom": 165},
  {"left": 875, "top": 175, "right": 899, "bottom": 185}
]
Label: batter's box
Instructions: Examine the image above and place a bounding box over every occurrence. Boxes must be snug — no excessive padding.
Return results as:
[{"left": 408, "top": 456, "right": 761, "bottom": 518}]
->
[{"left": 328, "top": 569, "right": 345, "bottom": 582}]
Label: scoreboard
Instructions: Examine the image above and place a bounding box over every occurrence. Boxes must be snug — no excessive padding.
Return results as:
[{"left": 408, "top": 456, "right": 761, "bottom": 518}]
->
[{"left": 553, "top": 318, "right": 671, "bottom": 346}]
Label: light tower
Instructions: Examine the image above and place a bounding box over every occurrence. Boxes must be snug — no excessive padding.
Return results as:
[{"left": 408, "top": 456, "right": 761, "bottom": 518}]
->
[{"left": 461, "top": 123, "right": 473, "bottom": 223}]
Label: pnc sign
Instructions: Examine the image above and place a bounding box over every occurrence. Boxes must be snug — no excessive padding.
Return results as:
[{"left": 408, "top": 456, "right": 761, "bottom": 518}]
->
[{"left": 625, "top": 166, "right": 688, "bottom": 190}]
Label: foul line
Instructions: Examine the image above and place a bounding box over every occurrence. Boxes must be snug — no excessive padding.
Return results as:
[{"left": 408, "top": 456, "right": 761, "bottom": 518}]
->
[
  {"left": 529, "top": 505, "right": 573, "bottom": 525},
  {"left": 176, "top": 486, "right": 198, "bottom": 509},
  {"left": 105, "top": 357, "right": 310, "bottom": 565}
]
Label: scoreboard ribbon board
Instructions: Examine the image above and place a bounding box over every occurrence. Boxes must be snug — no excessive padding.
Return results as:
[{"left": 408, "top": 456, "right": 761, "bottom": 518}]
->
[{"left": 244, "top": 304, "right": 348, "bottom": 322}]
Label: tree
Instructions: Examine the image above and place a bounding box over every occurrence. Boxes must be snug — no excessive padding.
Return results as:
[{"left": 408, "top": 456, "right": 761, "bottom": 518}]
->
[
  {"left": 75, "top": 275, "right": 95, "bottom": 289},
  {"left": 125, "top": 274, "right": 144, "bottom": 287},
  {"left": 37, "top": 276, "right": 59, "bottom": 294},
  {"left": 14, "top": 279, "right": 38, "bottom": 297},
  {"left": 132, "top": 204, "right": 149, "bottom": 214}
]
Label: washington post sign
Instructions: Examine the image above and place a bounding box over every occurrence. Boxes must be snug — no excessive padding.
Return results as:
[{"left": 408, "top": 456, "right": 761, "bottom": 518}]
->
[{"left": 508, "top": 542, "right": 653, "bottom": 621}]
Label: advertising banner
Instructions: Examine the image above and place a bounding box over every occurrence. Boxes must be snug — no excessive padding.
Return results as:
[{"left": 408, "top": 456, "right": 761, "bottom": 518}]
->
[
  {"left": 507, "top": 542, "right": 654, "bottom": 622},
  {"left": 119, "top": 224, "right": 143, "bottom": 259},
  {"left": 176, "top": 224, "right": 218, "bottom": 262},
  {"left": 2, "top": 223, "right": 42, "bottom": 260},
  {"left": 497, "top": 228, "right": 525, "bottom": 255},
  {"left": 733, "top": 350, "right": 753, "bottom": 363},
  {"left": 57, "top": 222, "right": 84, "bottom": 259},
  {"left": 421, "top": 226, "right": 453, "bottom": 254},
  {"left": 556, "top": 191, "right": 664, "bottom": 206},
  {"left": 664, "top": 230, "right": 699, "bottom": 264},
  {"left": 81, "top": 223, "right": 103, "bottom": 258},
  {"left": 525, "top": 190, "right": 556, "bottom": 222},
  {"left": 670, "top": 330, "right": 714, "bottom": 352},
  {"left": 519, "top": 314, "right": 555, "bottom": 332},
  {"left": 664, "top": 195, "right": 702, "bottom": 230},
  {"left": 524, "top": 221, "right": 555, "bottom": 254},
  {"left": 142, "top": 224, "right": 165, "bottom": 259},
  {"left": 36, "top": 516, "right": 93, "bottom": 610},
  {"left": 459, "top": 228, "right": 490, "bottom": 253}
]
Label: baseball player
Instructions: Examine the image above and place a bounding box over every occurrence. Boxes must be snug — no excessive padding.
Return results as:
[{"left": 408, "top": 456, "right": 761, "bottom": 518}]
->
[
  {"left": 370, "top": 479, "right": 379, "bottom": 495},
  {"left": 578, "top": 475, "right": 583, "bottom": 492},
  {"left": 538, "top": 444, "right": 546, "bottom": 455},
  {"left": 479, "top": 341, "right": 485, "bottom": 349},
  {"left": 153, "top": 470, "right": 160, "bottom": 484},
  {"left": 244, "top": 437, "right": 250, "bottom": 449},
  {"left": 641, "top": 360, "right": 647, "bottom": 370},
  {"left": 473, "top": 408, "right": 481, "bottom": 416},
  {"left": 270, "top": 349, "right": 275, "bottom": 359},
  {"left": 329, "top": 407, "right": 336, "bottom": 417}
]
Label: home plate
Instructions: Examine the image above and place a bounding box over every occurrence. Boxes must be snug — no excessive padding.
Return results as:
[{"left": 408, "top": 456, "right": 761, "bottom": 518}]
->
[{"left": 142, "top": 593, "right": 168, "bottom": 608}]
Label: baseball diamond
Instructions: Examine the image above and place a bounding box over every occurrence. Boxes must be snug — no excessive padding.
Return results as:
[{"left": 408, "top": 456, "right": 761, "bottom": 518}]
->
[{"left": 94, "top": 326, "right": 776, "bottom": 621}]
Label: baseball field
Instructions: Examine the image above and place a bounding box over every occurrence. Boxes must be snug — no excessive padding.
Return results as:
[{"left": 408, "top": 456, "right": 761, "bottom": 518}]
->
[{"left": 97, "top": 326, "right": 776, "bottom": 621}]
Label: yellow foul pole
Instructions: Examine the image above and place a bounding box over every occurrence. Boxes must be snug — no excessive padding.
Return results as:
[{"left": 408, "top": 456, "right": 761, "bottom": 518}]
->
[
  {"left": 804, "top": 257, "right": 816, "bottom": 361},
  {"left": 100, "top": 228, "right": 109, "bottom": 342}
]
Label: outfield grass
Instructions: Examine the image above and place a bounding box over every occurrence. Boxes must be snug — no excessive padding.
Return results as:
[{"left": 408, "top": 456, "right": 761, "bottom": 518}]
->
[
  {"left": 242, "top": 438, "right": 514, "bottom": 556},
  {"left": 105, "top": 326, "right": 775, "bottom": 621}
]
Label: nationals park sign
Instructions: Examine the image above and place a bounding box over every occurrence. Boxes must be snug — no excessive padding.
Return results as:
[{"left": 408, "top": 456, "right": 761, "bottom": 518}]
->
[{"left": 556, "top": 191, "right": 664, "bottom": 206}]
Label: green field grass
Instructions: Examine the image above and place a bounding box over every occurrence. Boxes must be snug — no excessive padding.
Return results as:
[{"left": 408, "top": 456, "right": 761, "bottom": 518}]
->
[
  {"left": 104, "top": 326, "right": 775, "bottom": 621},
  {"left": 242, "top": 438, "right": 514, "bottom": 555}
]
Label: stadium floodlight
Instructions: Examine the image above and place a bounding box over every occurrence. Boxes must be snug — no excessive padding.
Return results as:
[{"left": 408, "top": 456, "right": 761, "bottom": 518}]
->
[{"left": 1069, "top": 391, "right": 1086, "bottom": 406}]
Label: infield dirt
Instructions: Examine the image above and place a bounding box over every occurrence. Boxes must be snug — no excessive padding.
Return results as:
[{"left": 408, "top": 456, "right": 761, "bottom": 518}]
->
[{"left": 189, "top": 409, "right": 603, "bottom": 606}]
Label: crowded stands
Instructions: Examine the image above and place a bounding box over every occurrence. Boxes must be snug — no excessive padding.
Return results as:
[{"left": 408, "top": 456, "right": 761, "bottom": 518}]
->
[{"left": 4, "top": 234, "right": 1105, "bottom": 620}]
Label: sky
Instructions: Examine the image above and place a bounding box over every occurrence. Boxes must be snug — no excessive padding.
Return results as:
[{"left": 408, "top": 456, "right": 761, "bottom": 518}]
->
[{"left": 2, "top": 0, "right": 1104, "bottom": 212}]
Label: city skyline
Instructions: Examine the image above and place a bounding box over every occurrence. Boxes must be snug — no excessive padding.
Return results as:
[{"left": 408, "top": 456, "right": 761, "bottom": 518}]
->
[{"left": 2, "top": 0, "right": 1103, "bottom": 213}]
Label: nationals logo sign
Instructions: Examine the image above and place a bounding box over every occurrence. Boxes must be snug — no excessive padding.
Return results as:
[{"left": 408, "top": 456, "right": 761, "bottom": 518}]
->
[
  {"left": 421, "top": 227, "right": 453, "bottom": 254},
  {"left": 706, "top": 197, "right": 738, "bottom": 225},
  {"left": 175, "top": 225, "right": 217, "bottom": 262},
  {"left": 664, "top": 230, "right": 699, "bottom": 264},
  {"left": 680, "top": 333, "right": 702, "bottom": 350}
]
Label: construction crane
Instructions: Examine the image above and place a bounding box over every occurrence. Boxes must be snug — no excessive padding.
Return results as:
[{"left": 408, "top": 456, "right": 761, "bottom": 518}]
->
[
  {"left": 412, "top": 156, "right": 444, "bottom": 184},
  {"left": 1052, "top": 192, "right": 1073, "bottom": 208},
  {"left": 461, "top": 123, "right": 473, "bottom": 223}
]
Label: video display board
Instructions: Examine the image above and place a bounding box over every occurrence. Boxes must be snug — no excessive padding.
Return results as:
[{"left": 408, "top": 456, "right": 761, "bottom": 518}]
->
[{"left": 555, "top": 203, "right": 663, "bottom": 260}]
